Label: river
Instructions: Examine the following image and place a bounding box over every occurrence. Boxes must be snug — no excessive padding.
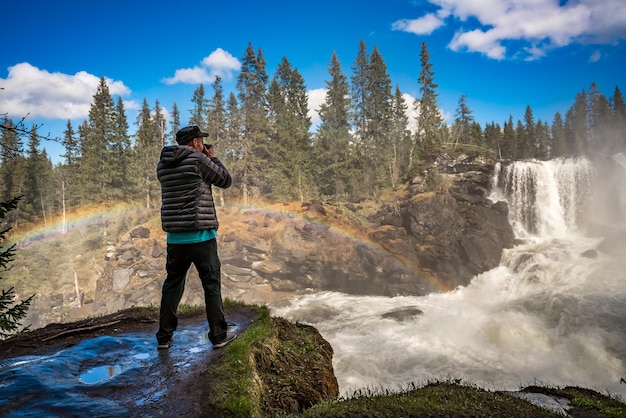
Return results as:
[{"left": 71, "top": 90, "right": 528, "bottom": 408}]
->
[{"left": 271, "top": 155, "right": 626, "bottom": 398}]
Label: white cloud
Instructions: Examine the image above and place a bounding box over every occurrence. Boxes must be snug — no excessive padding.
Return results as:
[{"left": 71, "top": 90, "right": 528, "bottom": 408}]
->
[
  {"left": 307, "top": 88, "right": 326, "bottom": 127},
  {"left": 392, "top": 13, "right": 445, "bottom": 35},
  {"left": 0, "top": 62, "right": 130, "bottom": 119},
  {"left": 393, "top": 0, "right": 626, "bottom": 60},
  {"left": 402, "top": 92, "right": 419, "bottom": 133},
  {"left": 162, "top": 48, "right": 241, "bottom": 85},
  {"left": 589, "top": 50, "right": 602, "bottom": 62}
]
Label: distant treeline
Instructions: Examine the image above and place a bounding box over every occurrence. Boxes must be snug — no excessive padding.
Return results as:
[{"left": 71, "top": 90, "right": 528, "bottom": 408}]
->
[{"left": 1, "top": 41, "right": 625, "bottom": 229}]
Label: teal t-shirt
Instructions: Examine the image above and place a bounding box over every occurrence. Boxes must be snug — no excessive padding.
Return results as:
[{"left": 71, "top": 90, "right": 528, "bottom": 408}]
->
[{"left": 167, "top": 229, "right": 217, "bottom": 244}]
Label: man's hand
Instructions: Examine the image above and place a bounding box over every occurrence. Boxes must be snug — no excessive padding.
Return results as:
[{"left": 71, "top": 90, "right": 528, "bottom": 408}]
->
[{"left": 203, "top": 144, "right": 215, "bottom": 158}]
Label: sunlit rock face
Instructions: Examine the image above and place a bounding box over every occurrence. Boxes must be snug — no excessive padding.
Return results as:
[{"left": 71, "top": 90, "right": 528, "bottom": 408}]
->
[{"left": 91, "top": 154, "right": 512, "bottom": 312}]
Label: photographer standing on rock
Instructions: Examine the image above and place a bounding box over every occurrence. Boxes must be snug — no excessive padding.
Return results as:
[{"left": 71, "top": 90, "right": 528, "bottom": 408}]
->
[{"left": 155, "top": 125, "right": 237, "bottom": 350}]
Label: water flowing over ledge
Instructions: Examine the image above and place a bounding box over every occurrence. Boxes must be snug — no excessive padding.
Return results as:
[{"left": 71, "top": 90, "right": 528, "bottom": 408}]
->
[{"left": 273, "top": 155, "right": 626, "bottom": 397}]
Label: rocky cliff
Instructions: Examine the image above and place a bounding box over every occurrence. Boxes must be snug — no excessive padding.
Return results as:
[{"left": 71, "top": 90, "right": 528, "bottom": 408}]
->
[{"left": 89, "top": 154, "right": 513, "bottom": 318}]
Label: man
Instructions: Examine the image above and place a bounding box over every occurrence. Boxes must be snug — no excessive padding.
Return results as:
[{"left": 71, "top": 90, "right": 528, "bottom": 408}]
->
[{"left": 155, "top": 125, "right": 237, "bottom": 350}]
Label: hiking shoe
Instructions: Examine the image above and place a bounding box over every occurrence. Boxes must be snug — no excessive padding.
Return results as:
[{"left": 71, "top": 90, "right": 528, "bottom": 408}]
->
[
  {"left": 212, "top": 333, "right": 237, "bottom": 349},
  {"left": 157, "top": 337, "right": 172, "bottom": 350}
]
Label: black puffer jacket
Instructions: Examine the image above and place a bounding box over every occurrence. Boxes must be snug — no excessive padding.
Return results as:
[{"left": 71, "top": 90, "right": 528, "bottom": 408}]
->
[{"left": 157, "top": 145, "right": 232, "bottom": 232}]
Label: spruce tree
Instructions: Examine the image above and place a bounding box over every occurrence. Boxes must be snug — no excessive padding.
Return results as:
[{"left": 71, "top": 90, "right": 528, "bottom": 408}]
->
[
  {"left": 189, "top": 84, "right": 207, "bottom": 129},
  {"left": 587, "top": 83, "right": 612, "bottom": 153},
  {"left": 168, "top": 102, "right": 181, "bottom": 145},
  {"left": 350, "top": 40, "right": 369, "bottom": 146},
  {"left": 535, "top": 120, "right": 550, "bottom": 159},
  {"left": 453, "top": 94, "right": 474, "bottom": 146},
  {"left": 109, "top": 97, "right": 133, "bottom": 201},
  {"left": 0, "top": 195, "right": 33, "bottom": 340},
  {"left": 80, "top": 77, "right": 115, "bottom": 203},
  {"left": 501, "top": 116, "right": 516, "bottom": 160},
  {"left": 565, "top": 91, "right": 589, "bottom": 155},
  {"left": 315, "top": 52, "right": 353, "bottom": 198},
  {"left": 522, "top": 105, "right": 536, "bottom": 158},
  {"left": 62, "top": 120, "right": 80, "bottom": 166},
  {"left": 0, "top": 119, "right": 24, "bottom": 204},
  {"left": 24, "top": 125, "right": 52, "bottom": 221},
  {"left": 551, "top": 112, "right": 566, "bottom": 157},
  {"left": 267, "top": 57, "right": 313, "bottom": 201},
  {"left": 207, "top": 76, "right": 227, "bottom": 146},
  {"left": 224, "top": 92, "right": 243, "bottom": 198},
  {"left": 389, "top": 85, "right": 411, "bottom": 189},
  {"left": 484, "top": 122, "right": 503, "bottom": 159},
  {"left": 468, "top": 121, "right": 484, "bottom": 149},
  {"left": 415, "top": 42, "right": 443, "bottom": 157},
  {"left": 236, "top": 42, "right": 270, "bottom": 202},
  {"left": 59, "top": 120, "right": 81, "bottom": 230},
  {"left": 365, "top": 46, "right": 393, "bottom": 195},
  {"left": 611, "top": 86, "right": 626, "bottom": 151},
  {"left": 134, "top": 98, "right": 161, "bottom": 209}
]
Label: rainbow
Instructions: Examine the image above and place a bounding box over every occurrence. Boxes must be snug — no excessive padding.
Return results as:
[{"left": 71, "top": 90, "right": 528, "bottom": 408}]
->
[
  {"left": 9, "top": 200, "right": 451, "bottom": 293},
  {"left": 10, "top": 202, "right": 141, "bottom": 247},
  {"left": 227, "top": 202, "right": 451, "bottom": 293}
]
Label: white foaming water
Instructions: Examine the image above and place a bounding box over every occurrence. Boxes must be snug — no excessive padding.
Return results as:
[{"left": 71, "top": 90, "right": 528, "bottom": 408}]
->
[{"left": 271, "top": 156, "right": 626, "bottom": 397}]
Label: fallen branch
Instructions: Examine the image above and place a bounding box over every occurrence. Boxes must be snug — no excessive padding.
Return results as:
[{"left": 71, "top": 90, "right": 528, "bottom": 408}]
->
[{"left": 42, "top": 319, "right": 122, "bottom": 342}]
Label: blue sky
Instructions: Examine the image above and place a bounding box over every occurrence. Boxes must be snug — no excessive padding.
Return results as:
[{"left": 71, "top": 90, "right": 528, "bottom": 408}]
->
[{"left": 1, "top": 0, "right": 625, "bottom": 163}]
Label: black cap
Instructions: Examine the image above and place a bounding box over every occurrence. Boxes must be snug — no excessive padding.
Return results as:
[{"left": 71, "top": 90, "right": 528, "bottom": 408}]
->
[{"left": 175, "top": 126, "right": 208, "bottom": 144}]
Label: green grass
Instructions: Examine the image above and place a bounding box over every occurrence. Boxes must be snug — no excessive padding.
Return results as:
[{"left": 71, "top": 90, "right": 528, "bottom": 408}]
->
[{"left": 208, "top": 301, "right": 273, "bottom": 418}]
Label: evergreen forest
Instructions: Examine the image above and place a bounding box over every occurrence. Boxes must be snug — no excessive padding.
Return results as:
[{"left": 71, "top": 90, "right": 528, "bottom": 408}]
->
[{"left": 1, "top": 40, "right": 625, "bottom": 231}]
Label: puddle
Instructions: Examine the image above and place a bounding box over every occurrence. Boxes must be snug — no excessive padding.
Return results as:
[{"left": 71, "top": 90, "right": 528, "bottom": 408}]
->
[
  {"left": 79, "top": 364, "right": 123, "bottom": 384},
  {"left": 0, "top": 321, "right": 240, "bottom": 417}
]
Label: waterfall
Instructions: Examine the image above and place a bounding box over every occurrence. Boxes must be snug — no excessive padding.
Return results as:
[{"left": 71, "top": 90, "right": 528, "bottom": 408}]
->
[
  {"left": 492, "top": 157, "right": 594, "bottom": 238},
  {"left": 272, "top": 156, "right": 626, "bottom": 398}
]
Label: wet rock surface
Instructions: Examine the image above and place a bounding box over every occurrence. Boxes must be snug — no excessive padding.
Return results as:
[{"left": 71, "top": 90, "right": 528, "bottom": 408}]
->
[{"left": 0, "top": 306, "right": 249, "bottom": 417}]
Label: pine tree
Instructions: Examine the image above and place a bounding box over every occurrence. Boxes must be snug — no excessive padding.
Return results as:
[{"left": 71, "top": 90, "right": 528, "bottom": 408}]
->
[
  {"left": 0, "top": 195, "right": 33, "bottom": 340},
  {"left": 587, "top": 83, "right": 614, "bottom": 152},
  {"left": 168, "top": 102, "right": 181, "bottom": 145},
  {"left": 58, "top": 120, "right": 81, "bottom": 231},
  {"left": 62, "top": 120, "right": 80, "bottom": 166},
  {"left": 365, "top": 46, "right": 393, "bottom": 195},
  {"left": 189, "top": 84, "right": 207, "bottom": 129},
  {"left": 0, "top": 119, "right": 24, "bottom": 205},
  {"left": 611, "top": 86, "right": 626, "bottom": 151},
  {"left": 24, "top": 125, "right": 50, "bottom": 220},
  {"left": 108, "top": 97, "right": 133, "bottom": 201},
  {"left": 80, "top": 77, "right": 115, "bottom": 203},
  {"left": 225, "top": 92, "right": 242, "bottom": 162},
  {"left": 535, "top": 120, "right": 550, "bottom": 159},
  {"left": 415, "top": 42, "right": 442, "bottom": 157},
  {"left": 153, "top": 100, "right": 166, "bottom": 149},
  {"left": 134, "top": 98, "right": 161, "bottom": 208},
  {"left": 266, "top": 57, "right": 313, "bottom": 201},
  {"left": 350, "top": 40, "right": 369, "bottom": 146},
  {"left": 452, "top": 94, "right": 474, "bottom": 146},
  {"left": 522, "top": 105, "right": 536, "bottom": 158},
  {"left": 223, "top": 92, "right": 243, "bottom": 199},
  {"left": 236, "top": 42, "right": 270, "bottom": 202},
  {"left": 515, "top": 119, "right": 525, "bottom": 159},
  {"left": 468, "top": 121, "right": 483, "bottom": 149},
  {"left": 207, "top": 76, "right": 227, "bottom": 146},
  {"left": 551, "top": 112, "right": 566, "bottom": 157},
  {"left": 389, "top": 85, "right": 411, "bottom": 189},
  {"left": 565, "top": 91, "right": 588, "bottom": 155},
  {"left": 315, "top": 52, "right": 353, "bottom": 198},
  {"left": 501, "top": 116, "right": 516, "bottom": 160},
  {"left": 483, "top": 122, "right": 503, "bottom": 158}
]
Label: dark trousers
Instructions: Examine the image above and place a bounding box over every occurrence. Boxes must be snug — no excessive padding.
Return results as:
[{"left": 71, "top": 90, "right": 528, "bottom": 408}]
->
[{"left": 156, "top": 239, "right": 227, "bottom": 344}]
